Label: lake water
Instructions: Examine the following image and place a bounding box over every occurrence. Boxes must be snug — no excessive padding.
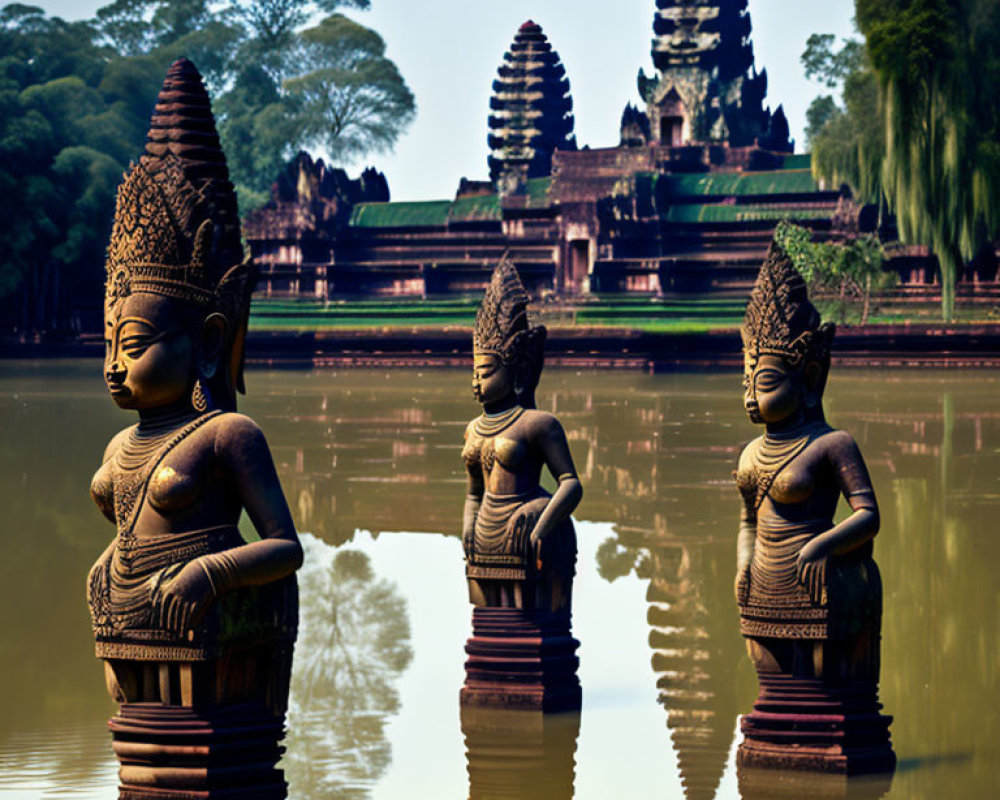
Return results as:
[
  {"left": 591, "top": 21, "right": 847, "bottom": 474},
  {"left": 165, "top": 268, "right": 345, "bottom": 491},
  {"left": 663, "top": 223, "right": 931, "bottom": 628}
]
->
[{"left": 0, "top": 361, "right": 997, "bottom": 799}]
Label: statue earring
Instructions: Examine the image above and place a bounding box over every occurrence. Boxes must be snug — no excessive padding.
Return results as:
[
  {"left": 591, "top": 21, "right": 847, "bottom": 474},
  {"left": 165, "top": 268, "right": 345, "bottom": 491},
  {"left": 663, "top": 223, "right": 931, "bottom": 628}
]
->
[{"left": 192, "top": 379, "right": 209, "bottom": 413}]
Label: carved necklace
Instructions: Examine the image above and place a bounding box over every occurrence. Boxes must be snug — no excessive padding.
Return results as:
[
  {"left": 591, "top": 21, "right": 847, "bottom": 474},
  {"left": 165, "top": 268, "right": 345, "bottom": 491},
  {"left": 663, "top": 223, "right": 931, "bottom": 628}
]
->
[
  {"left": 474, "top": 405, "right": 524, "bottom": 437},
  {"left": 112, "top": 410, "right": 220, "bottom": 539},
  {"left": 752, "top": 423, "right": 825, "bottom": 510}
]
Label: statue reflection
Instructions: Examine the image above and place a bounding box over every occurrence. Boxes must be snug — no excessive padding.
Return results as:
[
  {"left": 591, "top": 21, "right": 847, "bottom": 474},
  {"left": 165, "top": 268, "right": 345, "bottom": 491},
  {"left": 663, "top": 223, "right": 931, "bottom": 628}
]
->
[
  {"left": 737, "top": 765, "right": 893, "bottom": 799},
  {"left": 597, "top": 530, "right": 742, "bottom": 800},
  {"left": 283, "top": 536, "right": 413, "bottom": 798},
  {"left": 461, "top": 707, "right": 580, "bottom": 800}
]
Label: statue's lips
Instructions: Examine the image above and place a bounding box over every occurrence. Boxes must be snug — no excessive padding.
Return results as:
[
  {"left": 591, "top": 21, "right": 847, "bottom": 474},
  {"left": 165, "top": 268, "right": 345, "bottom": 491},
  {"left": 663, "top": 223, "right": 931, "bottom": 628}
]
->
[{"left": 108, "top": 384, "right": 131, "bottom": 398}]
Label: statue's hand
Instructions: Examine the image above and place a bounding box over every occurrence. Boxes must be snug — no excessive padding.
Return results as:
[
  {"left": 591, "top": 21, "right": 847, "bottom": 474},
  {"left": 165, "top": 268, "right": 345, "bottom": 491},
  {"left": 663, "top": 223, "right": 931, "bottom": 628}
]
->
[
  {"left": 529, "top": 529, "right": 543, "bottom": 572},
  {"left": 152, "top": 560, "right": 216, "bottom": 637},
  {"left": 796, "top": 541, "right": 828, "bottom": 605},
  {"left": 462, "top": 525, "right": 474, "bottom": 559},
  {"left": 734, "top": 562, "right": 751, "bottom": 606}
]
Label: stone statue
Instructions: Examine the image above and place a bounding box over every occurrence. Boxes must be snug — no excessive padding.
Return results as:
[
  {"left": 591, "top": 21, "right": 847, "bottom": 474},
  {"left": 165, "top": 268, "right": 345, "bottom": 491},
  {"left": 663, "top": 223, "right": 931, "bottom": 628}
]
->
[
  {"left": 86, "top": 59, "right": 301, "bottom": 798},
  {"left": 734, "top": 243, "right": 893, "bottom": 774},
  {"left": 460, "top": 261, "right": 583, "bottom": 711}
]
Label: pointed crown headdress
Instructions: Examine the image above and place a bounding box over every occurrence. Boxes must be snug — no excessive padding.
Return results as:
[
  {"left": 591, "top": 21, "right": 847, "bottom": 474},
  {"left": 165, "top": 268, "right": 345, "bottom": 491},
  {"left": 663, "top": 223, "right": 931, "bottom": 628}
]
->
[
  {"left": 104, "top": 58, "right": 254, "bottom": 327},
  {"left": 741, "top": 242, "right": 835, "bottom": 369},
  {"left": 474, "top": 258, "right": 547, "bottom": 407}
]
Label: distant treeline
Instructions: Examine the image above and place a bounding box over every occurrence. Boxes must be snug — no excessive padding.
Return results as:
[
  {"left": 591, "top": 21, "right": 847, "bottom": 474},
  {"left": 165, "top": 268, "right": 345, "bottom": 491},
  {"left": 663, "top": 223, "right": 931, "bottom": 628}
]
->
[
  {"left": 805, "top": 0, "right": 1000, "bottom": 321},
  {"left": 0, "top": 0, "right": 413, "bottom": 337}
]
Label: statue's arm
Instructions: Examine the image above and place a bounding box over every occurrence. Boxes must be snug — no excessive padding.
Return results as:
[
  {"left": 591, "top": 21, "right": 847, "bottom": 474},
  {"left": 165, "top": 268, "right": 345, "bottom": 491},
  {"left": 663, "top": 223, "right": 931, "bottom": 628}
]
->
[
  {"left": 735, "top": 443, "right": 756, "bottom": 604},
  {"left": 529, "top": 416, "right": 582, "bottom": 562},
  {"left": 463, "top": 431, "right": 485, "bottom": 556},
  {"left": 796, "top": 431, "right": 880, "bottom": 600},
  {"left": 154, "top": 415, "right": 303, "bottom": 635}
]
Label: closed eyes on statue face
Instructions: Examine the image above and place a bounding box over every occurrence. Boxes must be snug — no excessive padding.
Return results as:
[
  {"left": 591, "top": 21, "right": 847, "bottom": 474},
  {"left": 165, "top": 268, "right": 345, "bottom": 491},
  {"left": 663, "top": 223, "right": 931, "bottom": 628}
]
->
[
  {"left": 104, "top": 294, "right": 212, "bottom": 411},
  {"left": 472, "top": 353, "right": 516, "bottom": 412},
  {"left": 744, "top": 354, "right": 804, "bottom": 426}
]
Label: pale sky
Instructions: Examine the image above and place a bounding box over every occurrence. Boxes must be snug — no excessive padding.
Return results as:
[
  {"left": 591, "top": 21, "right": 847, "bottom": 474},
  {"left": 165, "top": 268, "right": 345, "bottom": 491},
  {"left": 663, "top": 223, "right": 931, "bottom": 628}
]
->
[{"left": 35, "top": 0, "right": 857, "bottom": 201}]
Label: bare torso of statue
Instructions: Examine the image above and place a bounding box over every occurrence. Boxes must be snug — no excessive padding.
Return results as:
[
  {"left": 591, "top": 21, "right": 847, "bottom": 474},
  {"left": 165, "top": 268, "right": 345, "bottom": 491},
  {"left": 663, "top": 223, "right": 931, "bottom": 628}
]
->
[
  {"left": 85, "top": 60, "right": 301, "bottom": 727},
  {"left": 732, "top": 242, "right": 893, "bottom": 774},
  {"left": 461, "top": 263, "right": 582, "bottom": 614}
]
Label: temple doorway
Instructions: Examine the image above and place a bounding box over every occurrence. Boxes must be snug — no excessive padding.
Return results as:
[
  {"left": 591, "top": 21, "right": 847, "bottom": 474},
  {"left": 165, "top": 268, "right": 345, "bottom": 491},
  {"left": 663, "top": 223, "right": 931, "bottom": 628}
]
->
[
  {"left": 568, "top": 239, "right": 590, "bottom": 294},
  {"left": 660, "top": 115, "right": 684, "bottom": 146}
]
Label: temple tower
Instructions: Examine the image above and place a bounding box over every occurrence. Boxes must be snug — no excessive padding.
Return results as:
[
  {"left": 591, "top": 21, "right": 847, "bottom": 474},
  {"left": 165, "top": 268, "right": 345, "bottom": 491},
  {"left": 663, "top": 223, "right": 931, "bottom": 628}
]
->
[
  {"left": 638, "top": 0, "right": 791, "bottom": 151},
  {"left": 488, "top": 20, "right": 577, "bottom": 185}
]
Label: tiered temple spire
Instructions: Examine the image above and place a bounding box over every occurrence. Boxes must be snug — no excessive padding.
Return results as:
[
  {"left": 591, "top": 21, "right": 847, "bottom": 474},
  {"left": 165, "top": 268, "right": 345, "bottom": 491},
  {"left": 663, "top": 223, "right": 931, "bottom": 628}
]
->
[
  {"left": 639, "top": 0, "right": 790, "bottom": 151},
  {"left": 487, "top": 20, "right": 577, "bottom": 184}
]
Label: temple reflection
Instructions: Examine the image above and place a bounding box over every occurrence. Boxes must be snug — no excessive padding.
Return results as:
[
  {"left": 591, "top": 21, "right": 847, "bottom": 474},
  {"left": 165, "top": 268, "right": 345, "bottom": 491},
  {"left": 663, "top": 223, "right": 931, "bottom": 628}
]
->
[
  {"left": 461, "top": 707, "right": 580, "bottom": 800},
  {"left": 283, "top": 535, "right": 413, "bottom": 798}
]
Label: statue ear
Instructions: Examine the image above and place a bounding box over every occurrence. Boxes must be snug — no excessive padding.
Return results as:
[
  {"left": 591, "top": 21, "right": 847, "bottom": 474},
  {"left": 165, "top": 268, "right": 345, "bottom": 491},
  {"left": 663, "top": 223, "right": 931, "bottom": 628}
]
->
[
  {"left": 200, "top": 313, "right": 228, "bottom": 379},
  {"left": 803, "top": 360, "right": 823, "bottom": 400}
]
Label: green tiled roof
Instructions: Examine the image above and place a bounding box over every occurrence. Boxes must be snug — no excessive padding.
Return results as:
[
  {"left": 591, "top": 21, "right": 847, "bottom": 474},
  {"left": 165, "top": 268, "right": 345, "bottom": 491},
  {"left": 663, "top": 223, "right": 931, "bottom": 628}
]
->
[
  {"left": 448, "top": 193, "right": 501, "bottom": 222},
  {"left": 777, "top": 153, "right": 812, "bottom": 170},
  {"left": 661, "top": 169, "right": 820, "bottom": 198},
  {"left": 349, "top": 179, "right": 552, "bottom": 229},
  {"left": 662, "top": 204, "right": 831, "bottom": 224},
  {"left": 524, "top": 176, "right": 553, "bottom": 205},
  {"left": 349, "top": 200, "right": 452, "bottom": 228}
]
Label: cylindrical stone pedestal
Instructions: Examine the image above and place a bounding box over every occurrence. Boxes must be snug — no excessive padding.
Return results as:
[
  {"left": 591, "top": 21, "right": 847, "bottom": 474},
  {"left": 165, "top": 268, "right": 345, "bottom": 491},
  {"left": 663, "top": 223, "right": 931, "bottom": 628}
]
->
[
  {"left": 110, "top": 702, "right": 287, "bottom": 799},
  {"left": 737, "top": 673, "right": 895, "bottom": 775},
  {"left": 461, "top": 607, "right": 581, "bottom": 712}
]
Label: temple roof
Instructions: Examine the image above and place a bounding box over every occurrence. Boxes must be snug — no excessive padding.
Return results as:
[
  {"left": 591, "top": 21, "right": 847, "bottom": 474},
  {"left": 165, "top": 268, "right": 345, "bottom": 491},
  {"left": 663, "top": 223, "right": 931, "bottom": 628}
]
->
[
  {"left": 487, "top": 21, "right": 576, "bottom": 182},
  {"left": 349, "top": 178, "right": 554, "bottom": 229}
]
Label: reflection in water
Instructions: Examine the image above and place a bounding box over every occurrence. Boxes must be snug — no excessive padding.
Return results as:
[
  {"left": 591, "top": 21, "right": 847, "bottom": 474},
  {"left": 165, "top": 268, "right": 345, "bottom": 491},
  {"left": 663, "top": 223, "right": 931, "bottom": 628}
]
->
[
  {"left": 737, "top": 766, "right": 893, "bottom": 799},
  {"left": 598, "top": 537, "right": 742, "bottom": 800},
  {"left": 283, "top": 534, "right": 413, "bottom": 799},
  {"left": 461, "top": 707, "right": 580, "bottom": 800},
  {"left": 3, "top": 364, "right": 1000, "bottom": 798}
]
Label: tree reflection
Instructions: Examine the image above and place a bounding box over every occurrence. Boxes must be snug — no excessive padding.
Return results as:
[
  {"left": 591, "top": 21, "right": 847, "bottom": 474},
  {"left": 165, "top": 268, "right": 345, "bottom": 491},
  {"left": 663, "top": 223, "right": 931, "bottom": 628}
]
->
[{"left": 284, "top": 535, "right": 413, "bottom": 799}]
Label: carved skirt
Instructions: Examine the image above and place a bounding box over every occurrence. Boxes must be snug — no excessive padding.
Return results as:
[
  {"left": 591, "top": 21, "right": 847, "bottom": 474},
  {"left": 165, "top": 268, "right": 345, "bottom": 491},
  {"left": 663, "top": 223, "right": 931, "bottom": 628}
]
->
[
  {"left": 88, "top": 525, "right": 297, "bottom": 661},
  {"left": 466, "top": 489, "right": 576, "bottom": 582},
  {"left": 738, "top": 519, "right": 881, "bottom": 641}
]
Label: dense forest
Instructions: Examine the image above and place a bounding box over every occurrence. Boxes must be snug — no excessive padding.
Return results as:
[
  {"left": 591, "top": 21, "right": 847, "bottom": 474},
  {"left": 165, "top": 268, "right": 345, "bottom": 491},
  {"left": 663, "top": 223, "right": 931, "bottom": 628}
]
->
[
  {"left": 805, "top": 0, "right": 1000, "bottom": 320},
  {"left": 0, "top": 0, "right": 414, "bottom": 337}
]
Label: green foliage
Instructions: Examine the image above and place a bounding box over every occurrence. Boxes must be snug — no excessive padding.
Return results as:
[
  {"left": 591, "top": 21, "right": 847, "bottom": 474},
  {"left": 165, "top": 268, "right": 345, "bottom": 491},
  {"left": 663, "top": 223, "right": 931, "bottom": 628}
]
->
[
  {"left": 857, "top": 0, "right": 1000, "bottom": 321},
  {"left": 90, "top": 0, "right": 415, "bottom": 205},
  {"left": 775, "top": 220, "right": 895, "bottom": 324},
  {"left": 802, "top": 34, "right": 885, "bottom": 205},
  {"left": 0, "top": 0, "right": 413, "bottom": 335},
  {"left": 286, "top": 14, "right": 415, "bottom": 161}
]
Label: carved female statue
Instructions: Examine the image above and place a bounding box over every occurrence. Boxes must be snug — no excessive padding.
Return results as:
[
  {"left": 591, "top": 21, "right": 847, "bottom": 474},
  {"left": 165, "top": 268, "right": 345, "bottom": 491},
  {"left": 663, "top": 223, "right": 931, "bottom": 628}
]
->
[
  {"left": 86, "top": 59, "right": 301, "bottom": 726},
  {"left": 461, "top": 261, "right": 582, "bottom": 613},
  {"left": 734, "top": 244, "right": 892, "bottom": 772}
]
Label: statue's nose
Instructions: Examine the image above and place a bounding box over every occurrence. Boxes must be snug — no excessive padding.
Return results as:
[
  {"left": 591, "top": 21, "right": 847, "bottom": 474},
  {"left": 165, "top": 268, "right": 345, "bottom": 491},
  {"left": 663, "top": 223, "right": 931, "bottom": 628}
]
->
[{"left": 106, "top": 361, "right": 125, "bottom": 383}]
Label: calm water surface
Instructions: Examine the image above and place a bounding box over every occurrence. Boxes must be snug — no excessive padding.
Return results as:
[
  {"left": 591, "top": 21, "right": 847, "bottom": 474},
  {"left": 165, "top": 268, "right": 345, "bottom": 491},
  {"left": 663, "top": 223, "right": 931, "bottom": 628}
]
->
[{"left": 0, "top": 361, "right": 997, "bottom": 798}]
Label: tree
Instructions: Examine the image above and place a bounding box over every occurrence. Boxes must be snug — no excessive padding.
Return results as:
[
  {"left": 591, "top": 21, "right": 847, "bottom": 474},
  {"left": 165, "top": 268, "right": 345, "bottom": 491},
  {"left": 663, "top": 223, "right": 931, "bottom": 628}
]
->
[
  {"left": 91, "top": 0, "right": 414, "bottom": 211},
  {"left": 802, "top": 33, "right": 885, "bottom": 207},
  {"left": 857, "top": 0, "right": 1000, "bottom": 321},
  {"left": 284, "top": 14, "right": 415, "bottom": 162},
  {"left": 775, "top": 221, "right": 895, "bottom": 325},
  {"left": 0, "top": 6, "right": 160, "bottom": 335}
]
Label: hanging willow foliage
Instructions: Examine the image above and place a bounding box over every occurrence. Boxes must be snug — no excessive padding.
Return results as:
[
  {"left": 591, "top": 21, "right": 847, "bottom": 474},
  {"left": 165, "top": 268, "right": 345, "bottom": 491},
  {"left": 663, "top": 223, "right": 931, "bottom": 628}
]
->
[
  {"left": 810, "top": 53, "right": 885, "bottom": 208},
  {"left": 858, "top": 0, "right": 1000, "bottom": 321}
]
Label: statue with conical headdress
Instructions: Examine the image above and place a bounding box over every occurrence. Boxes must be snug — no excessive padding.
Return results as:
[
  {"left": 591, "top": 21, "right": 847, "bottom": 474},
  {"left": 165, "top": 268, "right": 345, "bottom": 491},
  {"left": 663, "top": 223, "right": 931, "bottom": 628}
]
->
[
  {"left": 86, "top": 59, "right": 301, "bottom": 799},
  {"left": 734, "top": 242, "right": 893, "bottom": 775},
  {"left": 460, "top": 260, "right": 583, "bottom": 711}
]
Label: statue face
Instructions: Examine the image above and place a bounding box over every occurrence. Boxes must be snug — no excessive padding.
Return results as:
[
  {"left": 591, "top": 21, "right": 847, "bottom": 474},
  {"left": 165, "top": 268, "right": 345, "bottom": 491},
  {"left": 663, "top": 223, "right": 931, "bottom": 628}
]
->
[
  {"left": 472, "top": 353, "right": 515, "bottom": 409},
  {"left": 104, "top": 293, "right": 195, "bottom": 410},
  {"left": 743, "top": 353, "right": 802, "bottom": 426}
]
